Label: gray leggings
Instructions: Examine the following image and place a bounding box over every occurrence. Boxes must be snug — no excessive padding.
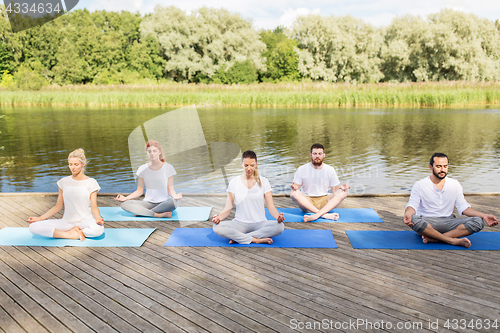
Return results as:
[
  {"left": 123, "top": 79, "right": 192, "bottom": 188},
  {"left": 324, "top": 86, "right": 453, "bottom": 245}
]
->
[
  {"left": 213, "top": 219, "right": 285, "bottom": 244},
  {"left": 411, "top": 214, "right": 485, "bottom": 235},
  {"left": 121, "top": 198, "right": 179, "bottom": 217}
]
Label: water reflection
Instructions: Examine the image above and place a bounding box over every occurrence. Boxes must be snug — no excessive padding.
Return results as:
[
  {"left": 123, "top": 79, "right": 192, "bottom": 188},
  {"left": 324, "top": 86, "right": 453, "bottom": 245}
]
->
[{"left": 1, "top": 107, "right": 499, "bottom": 194}]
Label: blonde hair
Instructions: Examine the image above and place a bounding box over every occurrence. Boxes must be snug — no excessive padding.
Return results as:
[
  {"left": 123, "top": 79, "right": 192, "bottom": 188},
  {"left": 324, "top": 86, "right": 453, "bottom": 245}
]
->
[
  {"left": 68, "top": 148, "right": 87, "bottom": 165},
  {"left": 241, "top": 150, "right": 261, "bottom": 187}
]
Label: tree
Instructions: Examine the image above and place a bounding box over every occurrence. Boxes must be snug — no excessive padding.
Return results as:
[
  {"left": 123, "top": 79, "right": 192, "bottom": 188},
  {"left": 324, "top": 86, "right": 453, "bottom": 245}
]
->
[
  {"left": 381, "top": 9, "right": 500, "bottom": 82},
  {"left": 211, "top": 60, "right": 258, "bottom": 84},
  {"left": 52, "top": 38, "right": 89, "bottom": 85},
  {"left": 260, "top": 27, "right": 300, "bottom": 82},
  {"left": 290, "top": 14, "right": 383, "bottom": 83},
  {"left": 13, "top": 61, "right": 48, "bottom": 90},
  {"left": 126, "top": 35, "right": 166, "bottom": 79},
  {"left": 141, "top": 6, "right": 266, "bottom": 82}
]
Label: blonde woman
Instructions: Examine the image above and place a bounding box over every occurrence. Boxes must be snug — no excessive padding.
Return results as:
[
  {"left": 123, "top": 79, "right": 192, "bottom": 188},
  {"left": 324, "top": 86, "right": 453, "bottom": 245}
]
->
[
  {"left": 115, "top": 140, "right": 182, "bottom": 218},
  {"left": 27, "top": 149, "right": 104, "bottom": 241},
  {"left": 212, "top": 150, "right": 285, "bottom": 244}
]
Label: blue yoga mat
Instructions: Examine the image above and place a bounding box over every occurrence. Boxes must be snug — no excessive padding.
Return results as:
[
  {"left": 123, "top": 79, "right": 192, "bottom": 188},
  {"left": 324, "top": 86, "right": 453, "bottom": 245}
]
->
[
  {"left": 164, "top": 228, "right": 337, "bottom": 248},
  {"left": 346, "top": 230, "right": 500, "bottom": 250},
  {"left": 265, "top": 208, "right": 383, "bottom": 223},
  {"left": 99, "top": 207, "right": 212, "bottom": 221},
  {"left": 0, "top": 227, "right": 156, "bottom": 247}
]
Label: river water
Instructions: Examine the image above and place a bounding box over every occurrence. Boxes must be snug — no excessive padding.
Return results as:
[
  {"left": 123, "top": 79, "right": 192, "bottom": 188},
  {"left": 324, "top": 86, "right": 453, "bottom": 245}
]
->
[{"left": 1, "top": 106, "right": 499, "bottom": 194}]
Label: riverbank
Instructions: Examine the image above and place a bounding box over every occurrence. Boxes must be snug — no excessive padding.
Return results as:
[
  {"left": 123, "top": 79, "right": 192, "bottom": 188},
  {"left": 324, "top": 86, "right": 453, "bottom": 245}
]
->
[{"left": 1, "top": 81, "right": 500, "bottom": 108}]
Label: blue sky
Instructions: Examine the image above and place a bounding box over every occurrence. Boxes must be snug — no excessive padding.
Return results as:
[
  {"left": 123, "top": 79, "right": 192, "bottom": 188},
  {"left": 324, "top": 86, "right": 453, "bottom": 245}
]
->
[{"left": 73, "top": 0, "right": 499, "bottom": 29}]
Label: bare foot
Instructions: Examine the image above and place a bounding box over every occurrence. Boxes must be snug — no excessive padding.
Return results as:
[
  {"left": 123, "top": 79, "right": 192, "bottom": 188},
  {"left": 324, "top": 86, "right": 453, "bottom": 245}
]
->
[
  {"left": 229, "top": 240, "right": 235, "bottom": 244},
  {"left": 154, "top": 211, "right": 172, "bottom": 218},
  {"left": 322, "top": 213, "right": 339, "bottom": 221},
  {"left": 69, "top": 227, "right": 85, "bottom": 241},
  {"left": 304, "top": 214, "right": 320, "bottom": 222},
  {"left": 422, "top": 235, "right": 438, "bottom": 244},
  {"left": 451, "top": 237, "right": 471, "bottom": 248},
  {"left": 252, "top": 237, "right": 273, "bottom": 244}
]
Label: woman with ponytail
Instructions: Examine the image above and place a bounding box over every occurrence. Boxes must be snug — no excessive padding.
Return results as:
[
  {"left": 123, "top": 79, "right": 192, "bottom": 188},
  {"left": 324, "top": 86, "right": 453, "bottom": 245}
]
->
[
  {"left": 212, "top": 150, "right": 285, "bottom": 244},
  {"left": 27, "top": 149, "right": 104, "bottom": 241},
  {"left": 115, "top": 140, "right": 181, "bottom": 218}
]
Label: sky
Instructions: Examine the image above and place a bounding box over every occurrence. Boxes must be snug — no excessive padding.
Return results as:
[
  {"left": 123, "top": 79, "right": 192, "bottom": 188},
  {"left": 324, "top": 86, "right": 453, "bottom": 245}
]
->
[{"left": 72, "top": 0, "right": 500, "bottom": 30}]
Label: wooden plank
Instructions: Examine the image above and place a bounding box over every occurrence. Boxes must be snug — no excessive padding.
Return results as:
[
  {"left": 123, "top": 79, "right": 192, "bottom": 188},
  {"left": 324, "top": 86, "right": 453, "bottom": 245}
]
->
[
  {"left": 0, "top": 249, "right": 89, "bottom": 333},
  {"left": 0, "top": 246, "right": 132, "bottom": 333},
  {"left": 95, "top": 246, "right": 294, "bottom": 332},
  {"left": 61, "top": 246, "right": 255, "bottom": 333},
  {"left": 146, "top": 228, "right": 363, "bottom": 331},
  {"left": 0, "top": 274, "right": 49, "bottom": 332},
  {"left": 42, "top": 246, "right": 201, "bottom": 333},
  {"left": 0, "top": 288, "right": 28, "bottom": 333}
]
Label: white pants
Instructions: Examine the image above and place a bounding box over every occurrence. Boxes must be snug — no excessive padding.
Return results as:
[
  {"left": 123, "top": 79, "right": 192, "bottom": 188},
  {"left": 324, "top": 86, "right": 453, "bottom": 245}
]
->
[
  {"left": 29, "top": 217, "right": 104, "bottom": 238},
  {"left": 213, "top": 219, "right": 285, "bottom": 244}
]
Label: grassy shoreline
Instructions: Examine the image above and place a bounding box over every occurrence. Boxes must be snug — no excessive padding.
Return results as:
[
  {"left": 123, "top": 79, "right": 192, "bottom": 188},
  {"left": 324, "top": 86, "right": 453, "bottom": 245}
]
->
[{"left": 1, "top": 81, "right": 500, "bottom": 108}]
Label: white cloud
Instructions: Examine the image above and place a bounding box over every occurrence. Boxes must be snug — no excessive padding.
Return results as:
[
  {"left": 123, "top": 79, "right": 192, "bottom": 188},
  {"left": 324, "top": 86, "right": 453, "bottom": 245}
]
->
[
  {"left": 279, "top": 8, "right": 321, "bottom": 28},
  {"left": 73, "top": 0, "right": 500, "bottom": 29},
  {"left": 83, "top": 0, "right": 143, "bottom": 12}
]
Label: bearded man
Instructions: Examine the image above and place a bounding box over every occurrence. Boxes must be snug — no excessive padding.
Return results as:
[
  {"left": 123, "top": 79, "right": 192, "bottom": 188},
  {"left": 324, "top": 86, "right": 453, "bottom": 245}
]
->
[
  {"left": 403, "top": 152, "right": 498, "bottom": 247},
  {"left": 290, "top": 143, "right": 350, "bottom": 222}
]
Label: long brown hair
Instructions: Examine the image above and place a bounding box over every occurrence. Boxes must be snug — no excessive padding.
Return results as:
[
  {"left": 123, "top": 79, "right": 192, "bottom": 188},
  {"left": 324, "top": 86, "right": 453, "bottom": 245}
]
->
[
  {"left": 242, "top": 150, "right": 261, "bottom": 187},
  {"left": 145, "top": 140, "right": 165, "bottom": 162}
]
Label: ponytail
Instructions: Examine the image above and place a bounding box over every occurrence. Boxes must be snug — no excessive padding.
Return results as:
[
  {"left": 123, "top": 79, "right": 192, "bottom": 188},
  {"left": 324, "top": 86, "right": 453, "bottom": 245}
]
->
[{"left": 242, "top": 150, "right": 261, "bottom": 187}]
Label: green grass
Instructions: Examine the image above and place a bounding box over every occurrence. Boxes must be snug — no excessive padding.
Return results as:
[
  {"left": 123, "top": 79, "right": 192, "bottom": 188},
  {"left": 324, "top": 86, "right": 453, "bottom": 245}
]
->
[{"left": 1, "top": 81, "right": 500, "bottom": 107}]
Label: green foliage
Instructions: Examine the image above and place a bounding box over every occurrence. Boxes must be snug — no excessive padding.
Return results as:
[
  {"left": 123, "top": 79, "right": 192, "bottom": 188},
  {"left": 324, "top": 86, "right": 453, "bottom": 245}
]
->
[
  {"left": 0, "top": 42, "right": 14, "bottom": 74},
  {"left": 381, "top": 9, "right": 500, "bottom": 82},
  {"left": 0, "top": 114, "right": 3, "bottom": 149},
  {"left": 1, "top": 5, "right": 500, "bottom": 86},
  {"left": 1, "top": 82, "right": 500, "bottom": 107},
  {"left": 126, "top": 35, "right": 166, "bottom": 79},
  {"left": 141, "top": 6, "right": 265, "bottom": 82},
  {"left": 260, "top": 27, "right": 300, "bottom": 82},
  {"left": 12, "top": 62, "right": 48, "bottom": 90},
  {"left": 0, "top": 70, "right": 14, "bottom": 88},
  {"left": 211, "top": 60, "right": 258, "bottom": 84},
  {"left": 291, "top": 14, "right": 384, "bottom": 83}
]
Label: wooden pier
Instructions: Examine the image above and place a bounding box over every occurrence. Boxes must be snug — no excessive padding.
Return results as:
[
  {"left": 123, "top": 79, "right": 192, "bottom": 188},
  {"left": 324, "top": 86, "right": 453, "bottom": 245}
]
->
[{"left": 0, "top": 193, "right": 499, "bottom": 333}]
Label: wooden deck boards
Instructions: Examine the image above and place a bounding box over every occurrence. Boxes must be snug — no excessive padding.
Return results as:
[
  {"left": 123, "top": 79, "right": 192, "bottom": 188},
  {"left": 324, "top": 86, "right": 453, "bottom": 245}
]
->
[{"left": 1, "top": 194, "right": 500, "bottom": 333}]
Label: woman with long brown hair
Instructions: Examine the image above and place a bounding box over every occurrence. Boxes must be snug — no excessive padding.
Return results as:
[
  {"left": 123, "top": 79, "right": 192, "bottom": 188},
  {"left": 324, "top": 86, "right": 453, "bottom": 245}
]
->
[{"left": 212, "top": 150, "right": 284, "bottom": 244}]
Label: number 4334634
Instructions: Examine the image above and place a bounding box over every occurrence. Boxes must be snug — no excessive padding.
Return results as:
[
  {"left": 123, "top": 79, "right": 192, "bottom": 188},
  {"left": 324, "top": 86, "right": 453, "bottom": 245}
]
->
[
  {"left": 444, "top": 319, "right": 498, "bottom": 330},
  {"left": 5, "top": 2, "right": 63, "bottom": 15}
]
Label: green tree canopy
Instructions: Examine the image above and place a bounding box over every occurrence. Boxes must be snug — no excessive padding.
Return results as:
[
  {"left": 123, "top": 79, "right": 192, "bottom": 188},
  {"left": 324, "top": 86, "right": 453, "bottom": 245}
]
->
[
  {"left": 260, "top": 27, "right": 300, "bottom": 82},
  {"left": 381, "top": 9, "right": 500, "bottom": 82},
  {"left": 291, "top": 14, "right": 383, "bottom": 83},
  {"left": 140, "top": 6, "right": 266, "bottom": 82}
]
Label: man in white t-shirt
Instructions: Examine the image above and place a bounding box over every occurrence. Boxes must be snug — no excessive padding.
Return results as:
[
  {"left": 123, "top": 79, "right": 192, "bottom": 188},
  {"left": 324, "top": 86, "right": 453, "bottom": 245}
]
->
[
  {"left": 290, "top": 143, "right": 350, "bottom": 222},
  {"left": 404, "top": 153, "right": 498, "bottom": 248}
]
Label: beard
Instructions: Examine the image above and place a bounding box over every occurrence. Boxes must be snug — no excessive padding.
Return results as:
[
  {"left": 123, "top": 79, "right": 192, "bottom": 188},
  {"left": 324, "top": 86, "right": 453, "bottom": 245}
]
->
[
  {"left": 311, "top": 157, "right": 323, "bottom": 166},
  {"left": 432, "top": 169, "right": 447, "bottom": 180}
]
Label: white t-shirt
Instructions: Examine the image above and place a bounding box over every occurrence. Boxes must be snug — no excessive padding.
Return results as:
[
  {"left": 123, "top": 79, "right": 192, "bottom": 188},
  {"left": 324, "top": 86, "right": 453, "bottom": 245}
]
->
[
  {"left": 292, "top": 163, "right": 340, "bottom": 197},
  {"left": 227, "top": 176, "right": 272, "bottom": 223},
  {"left": 57, "top": 176, "right": 101, "bottom": 224},
  {"left": 137, "top": 162, "right": 177, "bottom": 203},
  {"left": 406, "top": 176, "right": 471, "bottom": 216}
]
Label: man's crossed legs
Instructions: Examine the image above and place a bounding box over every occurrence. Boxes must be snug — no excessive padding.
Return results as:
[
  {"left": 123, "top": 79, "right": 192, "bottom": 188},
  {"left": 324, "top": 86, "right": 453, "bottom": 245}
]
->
[
  {"left": 410, "top": 215, "right": 485, "bottom": 248},
  {"left": 291, "top": 188, "right": 347, "bottom": 222}
]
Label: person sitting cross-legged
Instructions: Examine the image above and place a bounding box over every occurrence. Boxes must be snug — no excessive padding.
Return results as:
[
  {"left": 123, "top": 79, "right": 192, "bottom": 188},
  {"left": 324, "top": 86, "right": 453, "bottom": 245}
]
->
[
  {"left": 290, "top": 143, "right": 350, "bottom": 222},
  {"left": 403, "top": 152, "right": 498, "bottom": 248}
]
